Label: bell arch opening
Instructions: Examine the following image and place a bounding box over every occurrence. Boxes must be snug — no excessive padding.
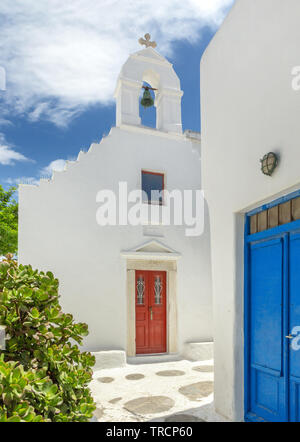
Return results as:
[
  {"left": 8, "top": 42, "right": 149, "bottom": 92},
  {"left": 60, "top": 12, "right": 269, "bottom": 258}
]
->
[
  {"left": 139, "top": 81, "right": 157, "bottom": 129},
  {"left": 114, "top": 49, "right": 183, "bottom": 133}
]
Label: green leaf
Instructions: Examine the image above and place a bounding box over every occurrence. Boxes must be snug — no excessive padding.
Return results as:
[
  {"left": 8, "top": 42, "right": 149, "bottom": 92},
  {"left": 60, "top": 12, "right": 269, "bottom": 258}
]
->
[
  {"left": 30, "top": 307, "right": 39, "bottom": 319},
  {"left": 7, "top": 415, "right": 21, "bottom": 422}
]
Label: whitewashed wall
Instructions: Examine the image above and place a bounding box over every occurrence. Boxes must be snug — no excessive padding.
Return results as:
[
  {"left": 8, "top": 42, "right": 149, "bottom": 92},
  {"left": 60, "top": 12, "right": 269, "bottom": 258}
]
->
[
  {"left": 19, "top": 126, "right": 213, "bottom": 353},
  {"left": 201, "top": 0, "right": 300, "bottom": 421}
]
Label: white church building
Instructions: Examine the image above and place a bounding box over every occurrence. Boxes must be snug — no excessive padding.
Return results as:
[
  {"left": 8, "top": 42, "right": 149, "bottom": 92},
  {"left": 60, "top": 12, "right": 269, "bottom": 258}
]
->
[{"left": 19, "top": 42, "right": 213, "bottom": 361}]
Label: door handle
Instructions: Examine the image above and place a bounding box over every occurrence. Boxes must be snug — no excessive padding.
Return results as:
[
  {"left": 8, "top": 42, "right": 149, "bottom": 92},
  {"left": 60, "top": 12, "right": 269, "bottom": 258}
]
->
[
  {"left": 149, "top": 306, "right": 153, "bottom": 320},
  {"left": 286, "top": 335, "right": 294, "bottom": 339}
]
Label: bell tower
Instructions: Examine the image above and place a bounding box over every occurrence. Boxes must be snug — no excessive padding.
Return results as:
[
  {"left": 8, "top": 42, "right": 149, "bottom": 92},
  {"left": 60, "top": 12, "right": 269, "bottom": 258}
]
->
[{"left": 114, "top": 35, "right": 183, "bottom": 134}]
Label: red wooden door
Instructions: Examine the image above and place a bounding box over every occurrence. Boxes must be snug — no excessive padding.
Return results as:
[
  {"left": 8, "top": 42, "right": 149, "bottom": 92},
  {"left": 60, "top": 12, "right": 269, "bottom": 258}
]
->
[{"left": 135, "top": 270, "right": 166, "bottom": 354}]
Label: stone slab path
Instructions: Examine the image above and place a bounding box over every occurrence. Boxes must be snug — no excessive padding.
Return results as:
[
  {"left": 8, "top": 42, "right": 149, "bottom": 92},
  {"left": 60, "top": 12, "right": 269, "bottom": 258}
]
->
[{"left": 90, "top": 358, "right": 228, "bottom": 422}]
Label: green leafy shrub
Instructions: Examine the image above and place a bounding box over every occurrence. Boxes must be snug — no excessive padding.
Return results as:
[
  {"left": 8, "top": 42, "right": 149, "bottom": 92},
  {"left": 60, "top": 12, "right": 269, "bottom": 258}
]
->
[
  {"left": 0, "top": 186, "right": 18, "bottom": 256},
  {"left": 0, "top": 256, "right": 96, "bottom": 422}
]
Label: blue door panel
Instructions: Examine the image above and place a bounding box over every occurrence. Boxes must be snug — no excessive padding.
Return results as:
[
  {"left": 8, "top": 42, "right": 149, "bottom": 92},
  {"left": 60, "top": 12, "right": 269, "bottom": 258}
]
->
[
  {"left": 255, "top": 370, "right": 279, "bottom": 411},
  {"left": 290, "top": 380, "right": 300, "bottom": 422},
  {"left": 248, "top": 238, "right": 286, "bottom": 422},
  {"left": 245, "top": 221, "right": 300, "bottom": 422},
  {"left": 250, "top": 240, "right": 283, "bottom": 373},
  {"left": 289, "top": 234, "right": 300, "bottom": 422}
]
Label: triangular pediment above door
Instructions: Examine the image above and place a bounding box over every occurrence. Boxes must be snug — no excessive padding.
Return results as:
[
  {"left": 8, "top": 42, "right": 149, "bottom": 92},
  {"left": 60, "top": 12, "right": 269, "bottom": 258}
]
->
[{"left": 121, "top": 240, "right": 181, "bottom": 260}]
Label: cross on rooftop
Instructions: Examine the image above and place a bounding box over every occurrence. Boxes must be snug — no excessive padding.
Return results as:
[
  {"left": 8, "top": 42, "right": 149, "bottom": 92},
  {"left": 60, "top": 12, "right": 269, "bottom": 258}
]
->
[{"left": 138, "top": 33, "right": 157, "bottom": 49}]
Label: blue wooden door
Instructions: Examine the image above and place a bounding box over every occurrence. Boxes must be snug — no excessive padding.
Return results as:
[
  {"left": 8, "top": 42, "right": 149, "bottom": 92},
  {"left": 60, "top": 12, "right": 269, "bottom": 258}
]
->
[
  {"left": 289, "top": 233, "right": 300, "bottom": 421},
  {"left": 246, "top": 227, "right": 300, "bottom": 422},
  {"left": 248, "top": 236, "right": 288, "bottom": 422}
]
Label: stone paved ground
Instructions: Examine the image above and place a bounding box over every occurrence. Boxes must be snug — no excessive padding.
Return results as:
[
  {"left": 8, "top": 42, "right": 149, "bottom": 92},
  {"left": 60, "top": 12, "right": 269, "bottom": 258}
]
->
[{"left": 90, "top": 358, "right": 228, "bottom": 422}]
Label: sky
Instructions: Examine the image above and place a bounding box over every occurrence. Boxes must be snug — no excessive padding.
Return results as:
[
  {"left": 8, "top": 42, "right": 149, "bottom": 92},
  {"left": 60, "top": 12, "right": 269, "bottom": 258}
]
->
[{"left": 0, "top": 0, "right": 234, "bottom": 189}]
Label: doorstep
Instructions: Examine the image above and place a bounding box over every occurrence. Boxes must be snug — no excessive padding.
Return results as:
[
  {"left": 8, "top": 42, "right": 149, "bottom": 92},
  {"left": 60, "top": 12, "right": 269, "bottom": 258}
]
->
[{"left": 127, "top": 353, "right": 181, "bottom": 365}]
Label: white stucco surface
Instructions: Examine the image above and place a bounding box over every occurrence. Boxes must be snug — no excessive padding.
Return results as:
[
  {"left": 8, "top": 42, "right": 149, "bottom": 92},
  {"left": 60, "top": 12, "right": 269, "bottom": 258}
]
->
[
  {"left": 92, "top": 350, "right": 127, "bottom": 370},
  {"left": 19, "top": 126, "right": 213, "bottom": 353},
  {"left": 201, "top": 0, "right": 300, "bottom": 421},
  {"left": 183, "top": 342, "right": 213, "bottom": 362}
]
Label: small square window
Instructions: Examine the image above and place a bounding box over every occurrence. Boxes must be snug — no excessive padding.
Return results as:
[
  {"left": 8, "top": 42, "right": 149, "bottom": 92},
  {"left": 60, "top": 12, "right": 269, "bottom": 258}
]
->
[{"left": 142, "top": 170, "right": 164, "bottom": 205}]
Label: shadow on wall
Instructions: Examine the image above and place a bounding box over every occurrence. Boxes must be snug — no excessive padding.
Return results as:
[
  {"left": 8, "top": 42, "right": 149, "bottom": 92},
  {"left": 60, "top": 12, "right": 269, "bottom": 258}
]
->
[{"left": 204, "top": 197, "right": 213, "bottom": 326}]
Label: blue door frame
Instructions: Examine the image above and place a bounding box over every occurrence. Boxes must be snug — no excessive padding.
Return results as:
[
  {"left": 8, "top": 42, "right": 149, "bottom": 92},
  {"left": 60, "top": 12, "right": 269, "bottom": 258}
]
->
[{"left": 244, "top": 191, "right": 300, "bottom": 422}]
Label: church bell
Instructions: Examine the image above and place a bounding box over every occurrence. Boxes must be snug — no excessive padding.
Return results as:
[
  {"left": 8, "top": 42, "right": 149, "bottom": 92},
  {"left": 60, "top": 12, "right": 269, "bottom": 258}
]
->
[{"left": 141, "top": 87, "right": 155, "bottom": 108}]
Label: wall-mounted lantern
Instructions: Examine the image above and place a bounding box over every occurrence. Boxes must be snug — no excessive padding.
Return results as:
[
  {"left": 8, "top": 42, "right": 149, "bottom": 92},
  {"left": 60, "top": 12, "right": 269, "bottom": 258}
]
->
[{"left": 260, "top": 152, "right": 278, "bottom": 176}]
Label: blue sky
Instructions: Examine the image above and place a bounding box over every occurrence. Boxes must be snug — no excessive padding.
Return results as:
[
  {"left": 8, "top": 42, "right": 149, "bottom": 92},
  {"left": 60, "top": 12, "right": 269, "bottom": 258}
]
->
[{"left": 0, "top": 0, "right": 234, "bottom": 190}]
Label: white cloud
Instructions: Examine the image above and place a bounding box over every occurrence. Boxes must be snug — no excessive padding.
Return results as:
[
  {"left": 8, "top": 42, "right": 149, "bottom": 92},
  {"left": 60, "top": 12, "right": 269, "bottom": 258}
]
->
[
  {"left": 4, "top": 157, "right": 71, "bottom": 187},
  {"left": 0, "top": 118, "right": 12, "bottom": 127},
  {"left": 40, "top": 159, "right": 67, "bottom": 177},
  {"left": 0, "top": 0, "right": 234, "bottom": 126},
  {"left": 0, "top": 66, "right": 5, "bottom": 91},
  {"left": 0, "top": 133, "right": 30, "bottom": 165},
  {"left": 4, "top": 176, "right": 40, "bottom": 186}
]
